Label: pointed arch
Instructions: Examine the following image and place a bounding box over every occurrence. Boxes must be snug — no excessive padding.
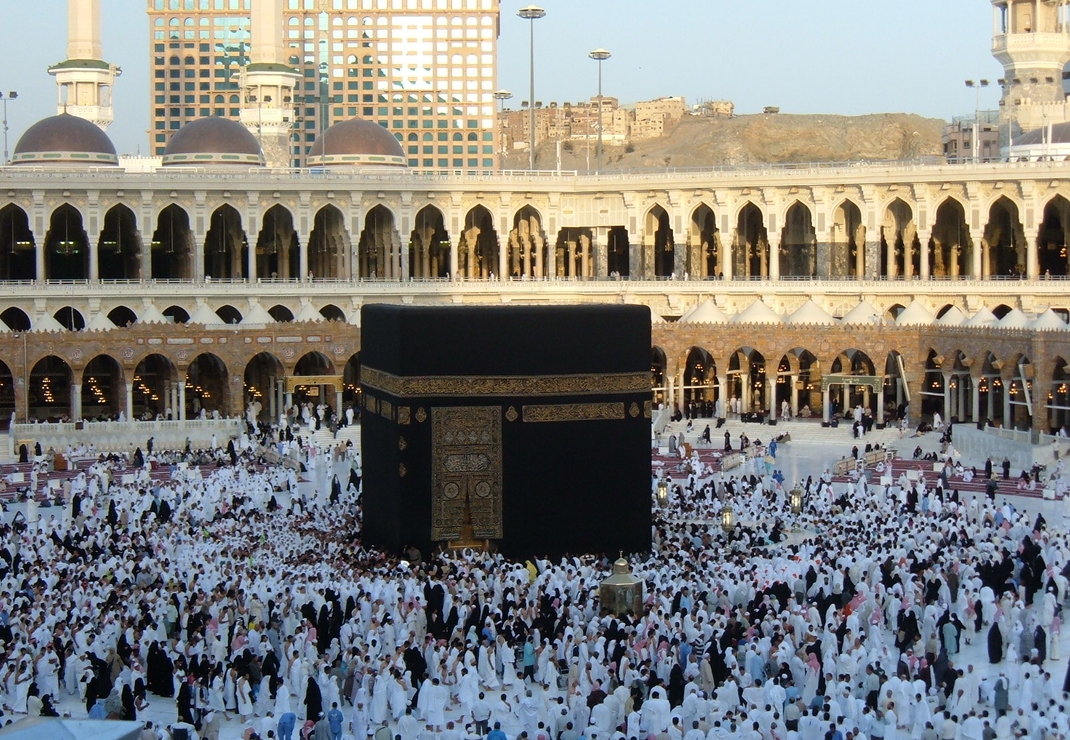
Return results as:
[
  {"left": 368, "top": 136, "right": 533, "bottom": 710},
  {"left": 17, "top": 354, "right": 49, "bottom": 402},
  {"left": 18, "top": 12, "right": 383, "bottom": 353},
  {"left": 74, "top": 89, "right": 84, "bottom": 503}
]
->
[
  {"left": 255, "top": 204, "right": 300, "bottom": 280},
  {"left": 459, "top": 205, "right": 499, "bottom": 280},
  {"left": 185, "top": 353, "right": 229, "bottom": 418},
  {"left": 735, "top": 202, "right": 768, "bottom": 279},
  {"left": 309, "top": 204, "right": 350, "bottom": 280},
  {"left": 358, "top": 205, "right": 400, "bottom": 279},
  {"left": 98, "top": 204, "right": 142, "bottom": 281},
  {"left": 44, "top": 204, "right": 89, "bottom": 281},
  {"left": 689, "top": 203, "right": 720, "bottom": 278},
  {"left": 509, "top": 205, "right": 548, "bottom": 279},
  {"left": 409, "top": 205, "right": 450, "bottom": 279},
  {"left": 880, "top": 198, "right": 917, "bottom": 278},
  {"left": 81, "top": 354, "right": 124, "bottom": 420},
  {"left": 781, "top": 201, "right": 816, "bottom": 278},
  {"left": 0, "top": 204, "right": 36, "bottom": 281},
  {"left": 29, "top": 355, "right": 73, "bottom": 421},
  {"left": 203, "top": 205, "right": 248, "bottom": 280},
  {"left": 1038, "top": 194, "right": 1070, "bottom": 277},
  {"left": 831, "top": 199, "right": 865, "bottom": 279},
  {"left": 132, "top": 353, "right": 177, "bottom": 419},
  {"left": 931, "top": 197, "right": 971, "bottom": 278},
  {"left": 151, "top": 204, "right": 195, "bottom": 280},
  {"left": 644, "top": 204, "right": 674, "bottom": 278}
]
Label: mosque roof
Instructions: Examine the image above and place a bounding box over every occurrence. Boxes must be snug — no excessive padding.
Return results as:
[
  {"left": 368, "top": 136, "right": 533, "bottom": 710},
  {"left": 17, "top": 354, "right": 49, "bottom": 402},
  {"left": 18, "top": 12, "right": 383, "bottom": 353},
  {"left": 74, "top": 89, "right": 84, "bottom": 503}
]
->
[
  {"left": 11, "top": 113, "right": 118, "bottom": 166},
  {"left": 894, "top": 302, "right": 934, "bottom": 326},
  {"left": 307, "top": 117, "right": 407, "bottom": 168},
  {"left": 241, "top": 303, "right": 276, "bottom": 325},
  {"left": 188, "top": 303, "right": 225, "bottom": 327},
  {"left": 136, "top": 304, "right": 169, "bottom": 325},
  {"left": 964, "top": 306, "right": 998, "bottom": 327},
  {"left": 31, "top": 313, "right": 67, "bottom": 333},
  {"left": 85, "top": 312, "right": 116, "bottom": 332},
  {"left": 840, "top": 301, "right": 881, "bottom": 325},
  {"left": 1014, "top": 120, "right": 1070, "bottom": 147},
  {"left": 998, "top": 308, "right": 1031, "bottom": 329},
  {"left": 731, "top": 299, "right": 781, "bottom": 325},
  {"left": 1032, "top": 308, "right": 1068, "bottom": 330},
  {"left": 784, "top": 300, "right": 836, "bottom": 325},
  {"left": 935, "top": 306, "right": 966, "bottom": 326},
  {"left": 162, "top": 117, "right": 263, "bottom": 167},
  {"left": 679, "top": 299, "right": 726, "bottom": 324}
]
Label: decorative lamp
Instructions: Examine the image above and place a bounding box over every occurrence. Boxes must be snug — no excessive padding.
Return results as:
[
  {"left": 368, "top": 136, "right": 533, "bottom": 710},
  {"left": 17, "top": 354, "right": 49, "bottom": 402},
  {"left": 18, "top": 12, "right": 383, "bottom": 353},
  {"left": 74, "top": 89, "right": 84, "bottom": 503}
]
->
[
  {"left": 598, "top": 557, "right": 644, "bottom": 617},
  {"left": 721, "top": 503, "right": 735, "bottom": 532},
  {"left": 656, "top": 478, "right": 669, "bottom": 507},
  {"left": 790, "top": 488, "right": 803, "bottom": 515}
]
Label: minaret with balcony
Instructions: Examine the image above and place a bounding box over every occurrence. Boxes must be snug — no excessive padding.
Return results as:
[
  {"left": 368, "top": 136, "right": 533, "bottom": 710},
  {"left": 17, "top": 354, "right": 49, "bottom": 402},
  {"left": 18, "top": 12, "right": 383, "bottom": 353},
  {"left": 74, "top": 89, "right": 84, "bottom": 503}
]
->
[
  {"left": 241, "top": 0, "right": 301, "bottom": 169},
  {"left": 47, "top": 0, "right": 121, "bottom": 131},
  {"left": 992, "top": 0, "right": 1070, "bottom": 133}
]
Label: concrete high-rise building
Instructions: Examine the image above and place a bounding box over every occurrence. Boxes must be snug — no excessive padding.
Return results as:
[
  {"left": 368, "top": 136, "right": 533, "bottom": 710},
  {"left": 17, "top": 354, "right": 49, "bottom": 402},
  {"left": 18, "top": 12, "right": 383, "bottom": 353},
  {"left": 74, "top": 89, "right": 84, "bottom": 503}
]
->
[
  {"left": 49, "top": 0, "right": 122, "bottom": 131},
  {"left": 991, "top": 0, "right": 1070, "bottom": 132},
  {"left": 147, "top": 0, "right": 501, "bottom": 170}
]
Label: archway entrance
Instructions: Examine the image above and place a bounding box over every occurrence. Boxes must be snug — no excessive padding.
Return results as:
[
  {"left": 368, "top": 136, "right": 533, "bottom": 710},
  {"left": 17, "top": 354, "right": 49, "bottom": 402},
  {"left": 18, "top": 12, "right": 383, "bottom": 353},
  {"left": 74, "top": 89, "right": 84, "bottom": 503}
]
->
[
  {"left": 735, "top": 203, "right": 768, "bottom": 279},
  {"left": 81, "top": 355, "right": 123, "bottom": 420},
  {"left": 29, "top": 356, "right": 73, "bottom": 421},
  {"left": 0, "top": 205, "right": 36, "bottom": 280},
  {"left": 185, "top": 353, "right": 228, "bottom": 419},
  {"left": 133, "top": 354, "right": 177, "bottom": 420},
  {"left": 255, "top": 205, "right": 300, "bottom": 280},
  {"left": 150, "top": 205, "right": 194, "bottom": 280},
  {"left": 244, "top": 353, "right": 285, "bottom": 424},
  {"left": 98, "top": 205, "right": 142, "bottom": 280},
  {"left": 45, "top": 205, "right": 89, "bottom": 280}
]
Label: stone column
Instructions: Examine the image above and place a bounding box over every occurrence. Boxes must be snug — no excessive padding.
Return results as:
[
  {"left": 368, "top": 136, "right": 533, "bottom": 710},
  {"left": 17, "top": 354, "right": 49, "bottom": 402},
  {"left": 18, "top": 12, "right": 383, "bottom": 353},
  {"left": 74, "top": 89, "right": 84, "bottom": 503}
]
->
[
  {"left": 790, "top": 374, "right": 799, "bottom": 417},
  {"left": 71, "top": 382, "right": 82, "bottom": 421},
  {"left": 140, "top": 230, "right": 153, "bottom": 280},
  {"left": 919, "top": 231, "right": 931, "bottom": 279},
  {"left": 268, "top": 379, "right": 277, "bottom": 421},
  {"left": 87, "top": 230, "right": 100, "bottom": 281},
  {"left": 971, "top": 379, "right": 981, "bottom": 423},
  {"left": 178, "top": 380, "right": 187, "bottom": 421},
  {"left": 766, "top": 382, "right": 776, "bottom": 422},
  {"left": 1027, "top": 237, "right": 1039, "bottom": 279},
  {"left": 35, "top": 244, "right": 45, "bottom": 282},
  {"left": 717, "top": 374, "right": 728, "bottom": 417},
  {"left": 1003, "top": 380, "right": 1012, "bottom": 429},
  {"left": 335, "top": 390, "right": 343, "bottom": 417},
  {"left": 822, "top": 386, "right": 831, "bottom": 424},
  {"left": 125, "top": 381, "right": 133, "bottom": 421},
  {"left": 876, "top": 387, "right": 885, "bottom": 425},
  {"left": 943, "top": 372, "right": 953, "bottom": 422},
  {"left": 768, "top": 237, "right": 779, "bottom": 281}
]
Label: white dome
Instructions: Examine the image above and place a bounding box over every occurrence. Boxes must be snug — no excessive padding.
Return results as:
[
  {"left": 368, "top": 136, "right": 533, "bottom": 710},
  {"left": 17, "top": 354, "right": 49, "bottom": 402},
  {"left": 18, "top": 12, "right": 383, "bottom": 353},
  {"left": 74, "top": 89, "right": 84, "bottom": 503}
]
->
[
  {"left": 841, "top": 301, "right": 881, "bottom": 325},
  {"left": 31, "top": 314, "right": 66, "bottom": 333},
  {"left": 649, "top": 306, "right": 666, "bottom": 324},
  {"left": 936, "top": 306, "right": 966, "bottom": 326},
  {"left": 964, "top": 306, "right": 998, "bottom": 327},
  {"left": 785, "top": 300, "right": 836, "bottom": 325},
  {"left": 85, "top": 312, "right": 116, "bottom": 332},
  {"left": 294, "top": 302, "right": 325, "bottom": 323},
  {"left": 680, "top": 299, "right": 726, "bottom": 324},
  {"left": 136, "top": 304, "right": 169, "bottom": 324},
  {"left": 1033, "top": 308, "right": 1068, "bottom": 330},
  {"left": 189, "top": 303, "right": 225, "bottom": 327},
  {"left": 999, "top": 308, "right": 1031, "bottom": 329},
  {"left": 731, "top": 300, "right": 781, "bottom": 325},
  {"left": 895, "top": 302, "right": 934, "bottom": 326},
  {"left": 241, "top": 303, "right": 276, "bottom": 325}
]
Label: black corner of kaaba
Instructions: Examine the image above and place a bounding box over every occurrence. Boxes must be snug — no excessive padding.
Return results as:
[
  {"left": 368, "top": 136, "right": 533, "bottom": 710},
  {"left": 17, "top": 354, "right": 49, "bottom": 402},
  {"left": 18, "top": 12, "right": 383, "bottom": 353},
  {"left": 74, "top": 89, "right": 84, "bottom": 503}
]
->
[{"left": 360, "top": 304, "right": 652, "bottom": 560}]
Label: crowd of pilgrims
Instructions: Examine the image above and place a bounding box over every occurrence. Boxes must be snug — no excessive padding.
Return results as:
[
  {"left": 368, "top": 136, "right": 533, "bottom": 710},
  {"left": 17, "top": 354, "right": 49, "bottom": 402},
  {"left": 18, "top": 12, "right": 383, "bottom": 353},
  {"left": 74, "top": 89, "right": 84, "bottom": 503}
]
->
[{"left": 0, "top": 431, "right": 1069, "bottom": 740}]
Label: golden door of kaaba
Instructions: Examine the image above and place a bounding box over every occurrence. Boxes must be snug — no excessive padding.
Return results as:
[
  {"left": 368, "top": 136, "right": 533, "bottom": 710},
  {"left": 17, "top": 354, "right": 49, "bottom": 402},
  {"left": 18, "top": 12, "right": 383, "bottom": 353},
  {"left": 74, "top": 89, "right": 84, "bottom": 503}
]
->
[{"left": 430, "top": 406, "right": 503, "bottom": 542}]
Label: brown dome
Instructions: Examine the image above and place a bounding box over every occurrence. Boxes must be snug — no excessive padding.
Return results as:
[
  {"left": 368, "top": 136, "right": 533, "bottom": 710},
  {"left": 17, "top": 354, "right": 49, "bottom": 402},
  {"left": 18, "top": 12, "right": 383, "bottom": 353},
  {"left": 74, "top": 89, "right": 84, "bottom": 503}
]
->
[
  {"left": 307, "top": 117, "right": 407, "bottom": 167},
  {"left": 11, "top": 114, "right": 118, "bottom": 166},
  {"left": 162, "top": 117, "right": 263, "bottom": 166}
]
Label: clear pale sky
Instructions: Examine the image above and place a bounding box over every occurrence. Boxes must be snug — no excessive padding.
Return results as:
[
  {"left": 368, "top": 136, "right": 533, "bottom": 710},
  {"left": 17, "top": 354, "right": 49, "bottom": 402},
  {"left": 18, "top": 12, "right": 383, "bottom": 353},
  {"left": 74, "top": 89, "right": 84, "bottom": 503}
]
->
[{"left": 0, "top": 0, "right": 1002, "bottom": 156}]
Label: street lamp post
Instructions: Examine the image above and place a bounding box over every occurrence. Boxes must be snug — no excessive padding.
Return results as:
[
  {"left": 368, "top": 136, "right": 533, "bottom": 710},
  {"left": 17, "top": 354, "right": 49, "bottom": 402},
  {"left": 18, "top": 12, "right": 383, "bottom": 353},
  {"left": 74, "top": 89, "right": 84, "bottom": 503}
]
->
[
  {"left": 493, "top": 90, "right": 512, "bottom": 170},
  {"left": 518, "top": 5, "right": 545, "bottom": 171},
  {"left": 965, "top": 79, "right": 990, "bottom": 163},
  {"left": 588, "top": 49, "right": 611, "bottom": 174},
  {"left": 1, "top": 91, "right": 18, "bottom": 165}
]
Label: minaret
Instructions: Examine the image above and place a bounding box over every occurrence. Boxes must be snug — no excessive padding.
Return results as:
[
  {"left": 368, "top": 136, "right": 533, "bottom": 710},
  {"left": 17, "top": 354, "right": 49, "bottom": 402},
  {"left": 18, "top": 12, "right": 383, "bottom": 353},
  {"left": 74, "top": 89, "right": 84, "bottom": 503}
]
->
[
  {"left": 241, "top": 0, "right": 301, "bottom": 169},
  {"left": 991, "top": 0, "right": 1070, "bottom": 133},
  {"left": 48, "top": 0, "right": 121, "bottom": 131}
]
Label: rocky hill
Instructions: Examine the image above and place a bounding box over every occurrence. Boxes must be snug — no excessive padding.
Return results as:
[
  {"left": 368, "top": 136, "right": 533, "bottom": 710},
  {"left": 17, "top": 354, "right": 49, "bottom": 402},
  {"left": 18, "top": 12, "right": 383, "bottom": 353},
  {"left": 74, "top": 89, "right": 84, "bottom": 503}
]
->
[{"left": 503, "top": 112, "right": 947, "bottom": 171}]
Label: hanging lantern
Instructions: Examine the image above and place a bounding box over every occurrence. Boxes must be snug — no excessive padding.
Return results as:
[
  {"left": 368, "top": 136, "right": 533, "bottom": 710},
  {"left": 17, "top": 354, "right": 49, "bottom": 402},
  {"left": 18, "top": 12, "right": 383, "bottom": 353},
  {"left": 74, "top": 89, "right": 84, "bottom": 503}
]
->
[
  {"left": 721, "top": 503, "right": 735, "bottom": 532},
  {"left": 656, "top": 478, "right": 669, "bottom": 508},
  {"left": 790, "top": 488, "right": 803, "bottom": 515}
]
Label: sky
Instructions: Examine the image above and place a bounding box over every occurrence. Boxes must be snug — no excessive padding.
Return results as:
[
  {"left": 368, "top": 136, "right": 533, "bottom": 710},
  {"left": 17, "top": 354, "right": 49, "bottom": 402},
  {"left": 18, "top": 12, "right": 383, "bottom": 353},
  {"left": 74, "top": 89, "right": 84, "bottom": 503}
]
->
[{"left": 0, "top": 0, "right": 1003, "bottom": 156}]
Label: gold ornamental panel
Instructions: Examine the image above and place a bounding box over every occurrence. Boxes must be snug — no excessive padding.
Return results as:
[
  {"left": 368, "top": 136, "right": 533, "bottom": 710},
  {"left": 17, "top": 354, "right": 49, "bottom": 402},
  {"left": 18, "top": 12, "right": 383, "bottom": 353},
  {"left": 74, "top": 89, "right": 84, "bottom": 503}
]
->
[
  {"left": 362, "top": 367, "right": 648, "bottom": 398},
  {"left": 521, "top": 402, "right": 626, "bottom": 423},
  {"left": 431, "top": 406, "right": 503, "bottom": 541}
]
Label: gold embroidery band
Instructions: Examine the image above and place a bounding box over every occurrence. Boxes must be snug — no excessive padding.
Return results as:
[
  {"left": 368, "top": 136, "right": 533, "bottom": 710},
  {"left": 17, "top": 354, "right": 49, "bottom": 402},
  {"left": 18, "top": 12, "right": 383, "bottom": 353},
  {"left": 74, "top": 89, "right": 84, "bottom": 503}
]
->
[
  {"left": 362, "top": 366, "right": 648, "bottom": 398},
  {"left": 522, "top": 403, "right": 626, "bottom": 423}
]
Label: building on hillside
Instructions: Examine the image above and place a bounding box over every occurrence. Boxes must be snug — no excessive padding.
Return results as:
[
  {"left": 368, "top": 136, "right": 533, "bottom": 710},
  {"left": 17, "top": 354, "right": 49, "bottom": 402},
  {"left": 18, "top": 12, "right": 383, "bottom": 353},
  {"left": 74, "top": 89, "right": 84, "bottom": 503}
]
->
[
  {"left": 633, "top": 96, "right": 687, "bottom": 140},
  {"left": 943, "top": 111, "right": 1002, "bottom": 163}
]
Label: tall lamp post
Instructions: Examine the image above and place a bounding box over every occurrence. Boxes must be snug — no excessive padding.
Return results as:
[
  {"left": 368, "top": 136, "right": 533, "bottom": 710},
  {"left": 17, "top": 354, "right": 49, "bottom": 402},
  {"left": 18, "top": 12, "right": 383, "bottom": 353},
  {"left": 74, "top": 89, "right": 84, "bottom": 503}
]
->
[
  {"left": 518, "top": 5, "right": 545, "bottom": 171},
  {"left": 965, "top": 79, "right": 989, "bottom": 163},
  {"left": 1, "top": 91, "right": 18, "bottom": 165},
  {"left": 588, "top": 49, "right": 611, "bottom": 174},
  {"left": 493, "top": 89, "right": 512, "bottom": 170}
]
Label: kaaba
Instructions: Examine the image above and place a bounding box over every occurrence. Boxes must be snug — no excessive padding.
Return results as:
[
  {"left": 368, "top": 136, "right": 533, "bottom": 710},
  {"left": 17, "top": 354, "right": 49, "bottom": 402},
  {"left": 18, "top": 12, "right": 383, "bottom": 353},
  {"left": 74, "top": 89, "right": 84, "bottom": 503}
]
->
[{"left": 360, "top": 304, "right": 651, "bottom": 560}]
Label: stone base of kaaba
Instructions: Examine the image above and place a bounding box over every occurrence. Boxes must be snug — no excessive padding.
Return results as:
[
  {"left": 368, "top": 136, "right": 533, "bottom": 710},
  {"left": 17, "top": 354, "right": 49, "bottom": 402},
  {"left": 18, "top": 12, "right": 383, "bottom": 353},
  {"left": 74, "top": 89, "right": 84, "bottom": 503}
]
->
[{"left": 360, "top": 304, "right": 652, "bottom": 560}]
